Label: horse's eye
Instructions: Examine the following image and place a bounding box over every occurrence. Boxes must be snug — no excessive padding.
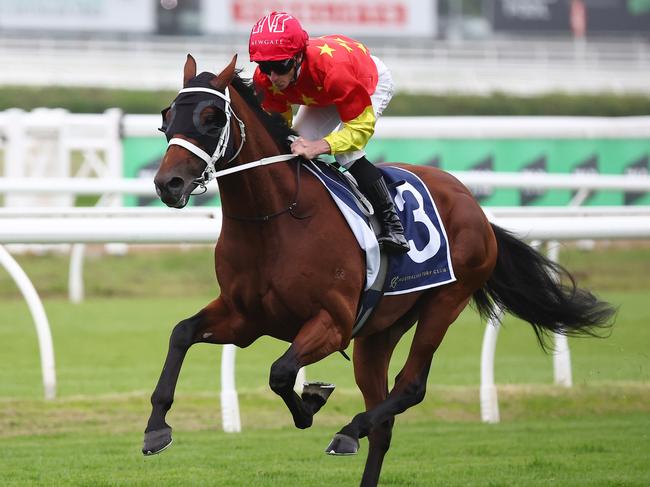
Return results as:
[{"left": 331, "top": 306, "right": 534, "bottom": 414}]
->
[
  {"left": 193, "top": 102, "right": 226, "bottom": 136},
  {"left": 204, "top": 124, "right": 224, "bottom": 137},
  {"left": 200, "top": 110, "right": 227, "bottom": 135}
]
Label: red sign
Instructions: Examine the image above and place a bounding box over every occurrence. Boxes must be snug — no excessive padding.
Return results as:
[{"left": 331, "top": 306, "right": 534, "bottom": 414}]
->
[
  {"left": 232, "top": 1, "right": 407, "bottom": 26},
  {"left": 570, "top": 0, "right": 586, "bottom": 38}
]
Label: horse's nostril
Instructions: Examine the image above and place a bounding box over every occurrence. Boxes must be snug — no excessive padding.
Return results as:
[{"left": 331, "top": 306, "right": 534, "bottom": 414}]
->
[{"left": 168, "top": 177, "right": 184, "bottom": 192}]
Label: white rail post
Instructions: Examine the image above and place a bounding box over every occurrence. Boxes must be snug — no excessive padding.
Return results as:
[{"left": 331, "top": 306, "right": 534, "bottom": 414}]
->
[
  {"left": 0, "top": 245, "right": 56, "bottom": 400},
  {"left": 220, "top": 344, "right": 241, "bottom": 432},
  {"left": 103, "top": 108, "right": 129, "bottom": 256},
  {"left": 547, "top": 241, "right": 573, "bottom": 387},
  {"left": 480, "top": 308, "right": 503, "bottom": 423},
  {"left": 3, "top": 109, "right": 25, "bottom": 181},
  {"left": 68, "top": 243, "right": 85, "bottom": 303}
]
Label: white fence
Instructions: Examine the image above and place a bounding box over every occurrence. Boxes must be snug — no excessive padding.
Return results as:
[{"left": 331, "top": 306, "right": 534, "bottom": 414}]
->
[
  {"left": 2, "top": 176, "right": 650, "bottom": 305},
  {"left": 2, "top": 200, "right": 650, "bottom": 429},
  {"left": 0, "top": 208, "right": 243, "bottom": 430}
]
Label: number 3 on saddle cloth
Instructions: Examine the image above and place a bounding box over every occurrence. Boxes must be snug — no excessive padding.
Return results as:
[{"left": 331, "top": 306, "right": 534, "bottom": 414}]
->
[{"left": 304, "top": 160, "right": 456, "bottom": 337}]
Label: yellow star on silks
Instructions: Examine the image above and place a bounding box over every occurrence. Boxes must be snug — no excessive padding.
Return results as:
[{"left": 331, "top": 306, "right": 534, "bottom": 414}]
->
[
  {"left": 269, "top": 84, "right": 283, "bottom": 96},
  {"left": 356, "top": 42, "right": 368, "bottom": 54},
  {"left": 334, "top": 37, "right": 353, "bottom": 52},
  {"left": 301, "top": 94, "right": 316, "bottom": 105},
  {"left": 317, "top": 43, "right": 336, "bottom": 57}
]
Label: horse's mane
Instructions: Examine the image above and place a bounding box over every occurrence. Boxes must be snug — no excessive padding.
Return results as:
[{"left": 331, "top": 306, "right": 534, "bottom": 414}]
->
[{"left": 230, "top": 71, "right": 295, "bottom": 154}]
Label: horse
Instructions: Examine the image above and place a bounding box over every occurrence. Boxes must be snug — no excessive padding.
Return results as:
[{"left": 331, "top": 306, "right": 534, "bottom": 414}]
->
[{"left": 144, "top": 54, "right": 615, "bottom": 487}]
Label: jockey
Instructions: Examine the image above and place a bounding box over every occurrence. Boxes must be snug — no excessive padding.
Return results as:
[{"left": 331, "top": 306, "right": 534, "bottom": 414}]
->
[{"left": 249, "top": 11, "right": 409, "bottom": 254}]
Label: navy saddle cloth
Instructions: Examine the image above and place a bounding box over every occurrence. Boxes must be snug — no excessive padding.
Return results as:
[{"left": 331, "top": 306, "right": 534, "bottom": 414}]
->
[{"left": 303, "top": 159, "right": 456, "bottom": 296}]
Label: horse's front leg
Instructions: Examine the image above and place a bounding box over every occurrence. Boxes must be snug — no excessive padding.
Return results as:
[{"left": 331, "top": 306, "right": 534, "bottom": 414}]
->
[
  {"left": 143, "top": 298, "right": 254, "bottom": 455},
  {"left": 270, "top": 308, "right": 348, "bottom": 429}
]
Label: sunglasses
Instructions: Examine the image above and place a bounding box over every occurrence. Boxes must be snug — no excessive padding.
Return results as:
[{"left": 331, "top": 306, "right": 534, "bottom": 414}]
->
[{"left": 258, "top": 58, "right": 295, "bottom": 76}]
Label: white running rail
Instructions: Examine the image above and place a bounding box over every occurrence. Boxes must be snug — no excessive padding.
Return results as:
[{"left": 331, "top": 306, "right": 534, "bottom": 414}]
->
[{"left": 2, "top": 205, "right": 650, "bottom": 429}]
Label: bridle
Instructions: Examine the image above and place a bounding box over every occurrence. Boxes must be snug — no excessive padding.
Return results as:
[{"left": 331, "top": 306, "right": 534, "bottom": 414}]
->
[
  {"left": 166, "top": 85, "right": 297, "bottom": 191},
  {"left": 165, "top": 83, "right": 306, "bottom": 220},
  {"left": 167, "top": 85, "right": 244, "bottom": 188}
]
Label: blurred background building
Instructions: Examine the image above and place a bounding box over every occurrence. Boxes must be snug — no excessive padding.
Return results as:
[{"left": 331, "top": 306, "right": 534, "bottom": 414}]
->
[{"left": 0, "top": 0, "right": 648, "bottom": 93}]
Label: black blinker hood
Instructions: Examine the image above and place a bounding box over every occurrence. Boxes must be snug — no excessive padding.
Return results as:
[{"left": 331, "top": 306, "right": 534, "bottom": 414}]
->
[{"left": 160, "top": 72, "right": 228, "bottom": 156}]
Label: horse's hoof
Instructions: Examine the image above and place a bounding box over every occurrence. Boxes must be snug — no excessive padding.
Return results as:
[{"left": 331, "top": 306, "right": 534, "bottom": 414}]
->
[
  {"left": 325, "top": 433, "right": 359, "bottom": 456},
  {"left": 293, "top": 415, "right": 314, "bottom": 430},
  {"left": 142, "top": 427, "right": 173, "bottom": 456},
  {"left": 302, "top": 382, "right": 335, "bottom": 415}
]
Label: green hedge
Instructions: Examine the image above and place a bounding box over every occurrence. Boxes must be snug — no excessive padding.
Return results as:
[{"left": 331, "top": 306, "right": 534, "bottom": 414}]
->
[
  {"left": 0, "top": 86, "right": 176, "bottom": 114},
  {"left": 387, "top": 92, "right": 650, "bottom": 117},
  {"left": 1, "top": 85, "right": 650, "bottom": 116}
]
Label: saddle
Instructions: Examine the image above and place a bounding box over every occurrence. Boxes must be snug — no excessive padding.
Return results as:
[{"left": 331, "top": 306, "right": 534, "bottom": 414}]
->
[
  {"left": 304, "top": 159, "right": 391, "bottom": 336},
  {"left": 303, "top": 159, "right": 456, "bottom": 337}
]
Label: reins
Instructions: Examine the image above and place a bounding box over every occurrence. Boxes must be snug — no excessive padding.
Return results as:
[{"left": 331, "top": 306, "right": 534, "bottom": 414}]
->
[
  {"left": 224, "top": 159, "right": 310, "bottom": 222},
  {"left": 167, "top": 84, "right": 307, "bottom": 222}
]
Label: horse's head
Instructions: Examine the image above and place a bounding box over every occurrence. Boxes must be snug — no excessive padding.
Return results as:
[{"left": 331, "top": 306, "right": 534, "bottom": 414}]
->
[{"left": 154, "top": 54, "right": 238, "bottom": 208}]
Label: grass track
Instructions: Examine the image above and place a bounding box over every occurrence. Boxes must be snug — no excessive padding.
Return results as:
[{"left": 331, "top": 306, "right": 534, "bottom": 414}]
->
[
  {"left": 1, "top": 290, "right": 648, "bottom": 399},
  {"left": 1, "top": 246, "right": 649, "bottom": 485},
  {"left": 1, "top": 413, "right": 649, "bottom": 486}
]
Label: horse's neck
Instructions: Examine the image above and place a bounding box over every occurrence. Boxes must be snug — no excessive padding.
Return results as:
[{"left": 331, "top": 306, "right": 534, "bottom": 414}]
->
[{"left": 217, "top": 104, "right": 295, "bottom": 219}]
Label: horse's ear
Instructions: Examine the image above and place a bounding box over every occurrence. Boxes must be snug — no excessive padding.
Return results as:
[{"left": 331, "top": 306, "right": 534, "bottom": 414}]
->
[
  {"left": 210, "top": 54, "right": 238, "bottom": 91},
  {"left": 183, "top": 54, "right": 197, "bottom": 87}
]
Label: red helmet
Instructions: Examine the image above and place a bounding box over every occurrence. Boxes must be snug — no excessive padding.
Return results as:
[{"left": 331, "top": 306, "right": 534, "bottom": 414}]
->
[{"left": 249, "top": 12, "right": 309, "bottom": 62}]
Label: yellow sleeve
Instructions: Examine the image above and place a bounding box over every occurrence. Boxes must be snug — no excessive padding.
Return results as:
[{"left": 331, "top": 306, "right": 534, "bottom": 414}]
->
[
  {"left": 282, "top": 109, "right": 293, "bottom": 128},
  {"left": 323, "top": 106, "right": 376, "bottom": 155}
]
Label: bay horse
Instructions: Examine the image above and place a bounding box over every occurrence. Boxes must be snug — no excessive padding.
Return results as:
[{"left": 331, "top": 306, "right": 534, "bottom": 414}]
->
[{"left": 144, "top": 55, "right": 615, "bottom": 487}]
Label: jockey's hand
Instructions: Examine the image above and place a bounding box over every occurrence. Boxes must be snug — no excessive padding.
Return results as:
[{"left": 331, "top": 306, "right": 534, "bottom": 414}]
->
[{"left": 290, "top": 137, "right": 331, "bottom": 160}]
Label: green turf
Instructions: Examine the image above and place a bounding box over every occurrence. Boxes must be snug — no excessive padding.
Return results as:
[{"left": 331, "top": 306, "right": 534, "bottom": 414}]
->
[
  {"left": 1, "top": 411, "right": 648, "bottom": 486},
  {"left": 0, "top": 245, "right": 649, "bottom": 485},
  {"left": 0, "top": 289, "right": 647, "bottom": 399}
]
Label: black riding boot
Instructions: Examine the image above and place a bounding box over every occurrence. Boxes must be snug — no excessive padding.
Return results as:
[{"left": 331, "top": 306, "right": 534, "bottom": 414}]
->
[
  {"left": 366, "top": 177, "right": 410, "bottom": 253},
  {"left": 348, "top": 157, "right": 410, "bottom": 254}
]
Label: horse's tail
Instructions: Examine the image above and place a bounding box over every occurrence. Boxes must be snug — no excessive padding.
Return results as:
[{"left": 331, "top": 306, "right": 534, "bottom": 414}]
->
[{"left": 472, "top": 224, "right": 616, "bottom": 350}]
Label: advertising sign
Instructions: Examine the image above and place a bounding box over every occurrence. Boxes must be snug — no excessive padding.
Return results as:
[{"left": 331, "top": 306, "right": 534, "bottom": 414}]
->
[
  {"left": 367, "top": 137, "right": 650, "bottom": 206},
  {"left": 122, "top": 135, "right": 650, "bottom": 207},
  {"left": 0, "top": 0, "right": 155, "bottom": 32},
  {"left": 582, "top": 0, "right": 650, "bottom": 31},
  {"left": 493, "top": 0, "right": 569, "bottom": 31},
  {"left": 202, "top": 0, "right": 437, "bottom": 37},
  {"left": 493, "top": 0, "right": 650, "bottom": 33}
]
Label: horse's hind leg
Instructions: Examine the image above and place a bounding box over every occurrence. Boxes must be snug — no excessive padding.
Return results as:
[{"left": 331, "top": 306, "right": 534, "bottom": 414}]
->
[
  {"left": 143, "top": 298, "right": 251, "bottom": 455},
  {"left": 328, "top": 314, "right": 416, "bottom": 487},
  {"left": 329, "top": 287, "right": 473, "bottom": 485},
  {"left": 269, "top": 308, "right": 347, "bottom": 429}
]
